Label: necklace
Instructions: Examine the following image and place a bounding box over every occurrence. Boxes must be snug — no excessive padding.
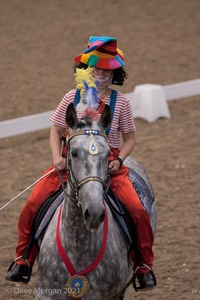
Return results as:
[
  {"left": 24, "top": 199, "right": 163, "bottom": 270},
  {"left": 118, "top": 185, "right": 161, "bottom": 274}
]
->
[{"left": 97, "top": 89, "right": 111, "bottom": 114}]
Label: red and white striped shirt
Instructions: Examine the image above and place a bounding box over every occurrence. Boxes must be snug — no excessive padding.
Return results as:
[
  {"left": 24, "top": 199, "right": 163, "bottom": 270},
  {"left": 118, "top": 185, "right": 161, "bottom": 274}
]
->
[{"left": 50, "top": 89, "right": 136, "bottom": 149}]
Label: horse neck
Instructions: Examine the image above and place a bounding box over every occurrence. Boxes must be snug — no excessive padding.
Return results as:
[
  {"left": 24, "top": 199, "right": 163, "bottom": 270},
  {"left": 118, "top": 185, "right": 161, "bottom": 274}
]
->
[{"left": 60, "top": 188, "right": 102, "bottom": 257}]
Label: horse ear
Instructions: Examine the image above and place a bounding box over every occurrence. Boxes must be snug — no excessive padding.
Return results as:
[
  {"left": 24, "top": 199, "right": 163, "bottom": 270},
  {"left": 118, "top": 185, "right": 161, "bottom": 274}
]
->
[
  {"left": 98, "top": 105, "right": 112, "bottom": 130},
  {"left": 65, "top": 103, "right": 78, "bottom": 129}
]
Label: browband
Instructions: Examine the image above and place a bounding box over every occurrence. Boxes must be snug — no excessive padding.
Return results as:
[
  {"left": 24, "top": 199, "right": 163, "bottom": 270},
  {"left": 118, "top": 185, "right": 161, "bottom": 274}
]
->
[{"left": 67, "top": 129, "right": 107, "bottom": 143}]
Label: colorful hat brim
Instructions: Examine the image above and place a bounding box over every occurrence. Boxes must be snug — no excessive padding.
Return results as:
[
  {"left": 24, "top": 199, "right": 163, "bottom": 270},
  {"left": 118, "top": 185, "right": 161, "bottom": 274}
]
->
[{"left": 74, "top": 49, "right": 124, "bottom": 70}]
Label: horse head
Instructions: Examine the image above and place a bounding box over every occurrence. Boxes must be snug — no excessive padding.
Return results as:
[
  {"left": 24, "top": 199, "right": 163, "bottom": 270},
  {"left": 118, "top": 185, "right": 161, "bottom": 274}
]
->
[{"left": 65, "top": 103, "right": 111, "bottom": 231}]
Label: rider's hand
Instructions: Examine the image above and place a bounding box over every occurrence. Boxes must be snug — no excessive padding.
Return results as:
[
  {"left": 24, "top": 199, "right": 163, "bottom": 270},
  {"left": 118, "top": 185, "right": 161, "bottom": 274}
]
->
[
  {"left": 109, "top": 160, "right": 121, "bottom": 175},
  {"left": 54, "top": 156, "right": 66, "bottom": 170}
]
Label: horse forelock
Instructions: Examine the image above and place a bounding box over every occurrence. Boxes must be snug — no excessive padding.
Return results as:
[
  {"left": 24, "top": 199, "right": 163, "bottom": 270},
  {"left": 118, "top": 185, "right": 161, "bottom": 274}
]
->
[{"left": 77, "top": 116, "right": 92, "bottom": 129}]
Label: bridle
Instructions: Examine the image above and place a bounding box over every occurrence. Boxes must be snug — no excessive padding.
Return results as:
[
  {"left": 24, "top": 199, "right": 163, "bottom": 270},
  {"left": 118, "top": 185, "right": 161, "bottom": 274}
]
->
[
  {"left": 66, "top": 129, "right": 110, "bottom": 207},
  {"left": 56, "top": 129, "right": 110, "bottom": 297}
]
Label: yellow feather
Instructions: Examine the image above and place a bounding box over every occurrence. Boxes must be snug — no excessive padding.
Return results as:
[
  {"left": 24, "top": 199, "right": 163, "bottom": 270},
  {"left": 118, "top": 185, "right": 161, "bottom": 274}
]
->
[{"left": 74, "top": 67, "right": 96, "bottom": 98}]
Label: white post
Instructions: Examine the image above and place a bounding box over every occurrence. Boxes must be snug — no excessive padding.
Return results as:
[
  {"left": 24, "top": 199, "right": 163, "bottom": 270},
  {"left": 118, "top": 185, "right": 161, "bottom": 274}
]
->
[{"left": 127, "top": 84, "right": 171, "bottom": 123}]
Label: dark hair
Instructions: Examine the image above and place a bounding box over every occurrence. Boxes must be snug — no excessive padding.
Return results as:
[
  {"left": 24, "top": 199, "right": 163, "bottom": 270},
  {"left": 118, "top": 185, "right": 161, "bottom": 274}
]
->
[
  {"left": 112, "top": 67, "right": 127, "bottom": 86},
  {"left": 73, "top": 62, "right": 127, "bottom": 86}
]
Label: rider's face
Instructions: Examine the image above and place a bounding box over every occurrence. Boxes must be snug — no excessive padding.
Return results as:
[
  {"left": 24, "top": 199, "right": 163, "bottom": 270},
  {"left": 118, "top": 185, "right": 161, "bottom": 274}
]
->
[{"left": 93, "top": 67, "right": 113, "bottom": 88}]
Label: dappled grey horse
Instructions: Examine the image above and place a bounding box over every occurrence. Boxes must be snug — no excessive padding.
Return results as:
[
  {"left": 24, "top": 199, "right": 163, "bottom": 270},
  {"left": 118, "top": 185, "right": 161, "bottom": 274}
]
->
[{"left": 36, "top": 104, "right": 156, "bottom": 300}]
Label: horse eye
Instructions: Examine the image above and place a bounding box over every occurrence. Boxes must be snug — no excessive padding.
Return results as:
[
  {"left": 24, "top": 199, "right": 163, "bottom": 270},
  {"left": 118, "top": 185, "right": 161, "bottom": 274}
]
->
[{"left": 71, "top": 149, "right": 78, "bottom": 157}]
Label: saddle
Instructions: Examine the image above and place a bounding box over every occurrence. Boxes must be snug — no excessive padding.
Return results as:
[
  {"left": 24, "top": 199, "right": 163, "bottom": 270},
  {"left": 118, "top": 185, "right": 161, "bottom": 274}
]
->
[
  {"left": 22, "top": 167, "right": 155, "bottom": 263},
  {"left": 34, "top": 187, "right": 136, "bottom": 239},
  {"left": 21, "top": 186, "right": 140, "bottom": 262}
]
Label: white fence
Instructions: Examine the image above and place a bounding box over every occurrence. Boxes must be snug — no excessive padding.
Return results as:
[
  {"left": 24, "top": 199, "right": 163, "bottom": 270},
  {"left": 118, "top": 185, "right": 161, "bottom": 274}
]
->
[
  {"left": 0, "top": 79, "right": 200, "bottom": 139},
  {"left": 0, "top": 111, "right": 54, "bottom": 139},
  {"left": 164, "top": 79, "right": 200, "bottom": 101}
]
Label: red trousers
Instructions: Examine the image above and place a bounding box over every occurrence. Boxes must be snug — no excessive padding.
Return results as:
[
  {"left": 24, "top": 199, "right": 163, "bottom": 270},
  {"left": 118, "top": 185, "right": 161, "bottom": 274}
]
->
[{"left": 16, "top": 150, "right": 154, "bottom": 273}]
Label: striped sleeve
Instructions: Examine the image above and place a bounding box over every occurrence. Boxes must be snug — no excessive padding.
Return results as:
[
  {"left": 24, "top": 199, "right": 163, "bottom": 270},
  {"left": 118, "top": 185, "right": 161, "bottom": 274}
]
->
[
  {"left": 50, "top": 89, "right": 76, "bottom": 128},
  {"left": 118, "top": 92, "right": 136, "bottom": 133}
]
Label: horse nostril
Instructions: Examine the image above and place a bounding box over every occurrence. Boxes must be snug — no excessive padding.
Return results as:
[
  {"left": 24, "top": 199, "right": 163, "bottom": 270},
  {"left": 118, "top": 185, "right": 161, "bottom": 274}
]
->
[{"left": 84, "top": 207, "right": 105, "bottom": 230}]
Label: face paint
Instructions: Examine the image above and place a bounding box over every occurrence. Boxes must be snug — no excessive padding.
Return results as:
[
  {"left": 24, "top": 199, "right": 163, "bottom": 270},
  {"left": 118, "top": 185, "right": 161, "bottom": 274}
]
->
[
  {"left": 94, "top": 68, "right": 113, "bottom": 88},
  {"left": 94, "top": 74, "right": 111, "bottom": 83}
]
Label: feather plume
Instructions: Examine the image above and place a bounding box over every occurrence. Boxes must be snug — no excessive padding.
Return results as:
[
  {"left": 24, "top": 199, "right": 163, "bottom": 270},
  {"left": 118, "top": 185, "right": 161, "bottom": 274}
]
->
[{"left": 74, "top": 67, "right": 99, "bottom": 112}]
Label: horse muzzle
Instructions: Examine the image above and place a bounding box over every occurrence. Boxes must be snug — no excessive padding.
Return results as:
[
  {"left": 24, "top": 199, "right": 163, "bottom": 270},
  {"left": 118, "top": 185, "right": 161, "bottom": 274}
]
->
[{"left": 83, "top": 203, "right": 105, "bottom": 231}]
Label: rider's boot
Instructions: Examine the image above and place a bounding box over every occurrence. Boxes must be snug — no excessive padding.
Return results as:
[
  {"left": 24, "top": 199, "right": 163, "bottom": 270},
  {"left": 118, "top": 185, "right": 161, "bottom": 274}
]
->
[
  {"left": 5, "top": 238, "right": 37, "bottom": 283},
  {"left": 5, "top": 257, "right": 32, "bottom": 283},
  {"left": 132, "top": 264, "right": 157, "bottom": 292}
]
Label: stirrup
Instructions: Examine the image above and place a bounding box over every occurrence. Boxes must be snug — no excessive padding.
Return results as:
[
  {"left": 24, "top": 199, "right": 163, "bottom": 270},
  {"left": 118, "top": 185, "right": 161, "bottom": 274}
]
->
[
  {"left": 132, "top": 263, "right": 157, "bottom": 292},
  {"left": 7, "top": 256, "right": 32, "bottom": 283}
]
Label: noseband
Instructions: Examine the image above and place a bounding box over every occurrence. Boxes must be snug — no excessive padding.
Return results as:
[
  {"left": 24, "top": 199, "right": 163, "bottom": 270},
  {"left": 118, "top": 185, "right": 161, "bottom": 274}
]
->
[{"left": 66, "top": 129, "right": 110, "bottom": 206}]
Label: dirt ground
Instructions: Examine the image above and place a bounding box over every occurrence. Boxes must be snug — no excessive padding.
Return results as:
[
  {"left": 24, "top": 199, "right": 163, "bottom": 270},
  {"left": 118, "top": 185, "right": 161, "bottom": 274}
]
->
[{"left": 0, "top": 1, "right": 200, "bottom": 299}]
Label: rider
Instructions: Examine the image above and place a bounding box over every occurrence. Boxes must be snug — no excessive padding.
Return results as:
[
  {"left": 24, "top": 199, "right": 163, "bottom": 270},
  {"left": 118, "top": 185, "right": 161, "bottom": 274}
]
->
[{"left": 6, "top": 36, "right": 156, "bottom": 291}]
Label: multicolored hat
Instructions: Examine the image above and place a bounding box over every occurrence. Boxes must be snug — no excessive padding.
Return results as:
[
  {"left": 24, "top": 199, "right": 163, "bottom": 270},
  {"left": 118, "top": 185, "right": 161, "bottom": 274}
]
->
[{"left": 74, "top": 36, "right": 125, "bottom": 70}]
